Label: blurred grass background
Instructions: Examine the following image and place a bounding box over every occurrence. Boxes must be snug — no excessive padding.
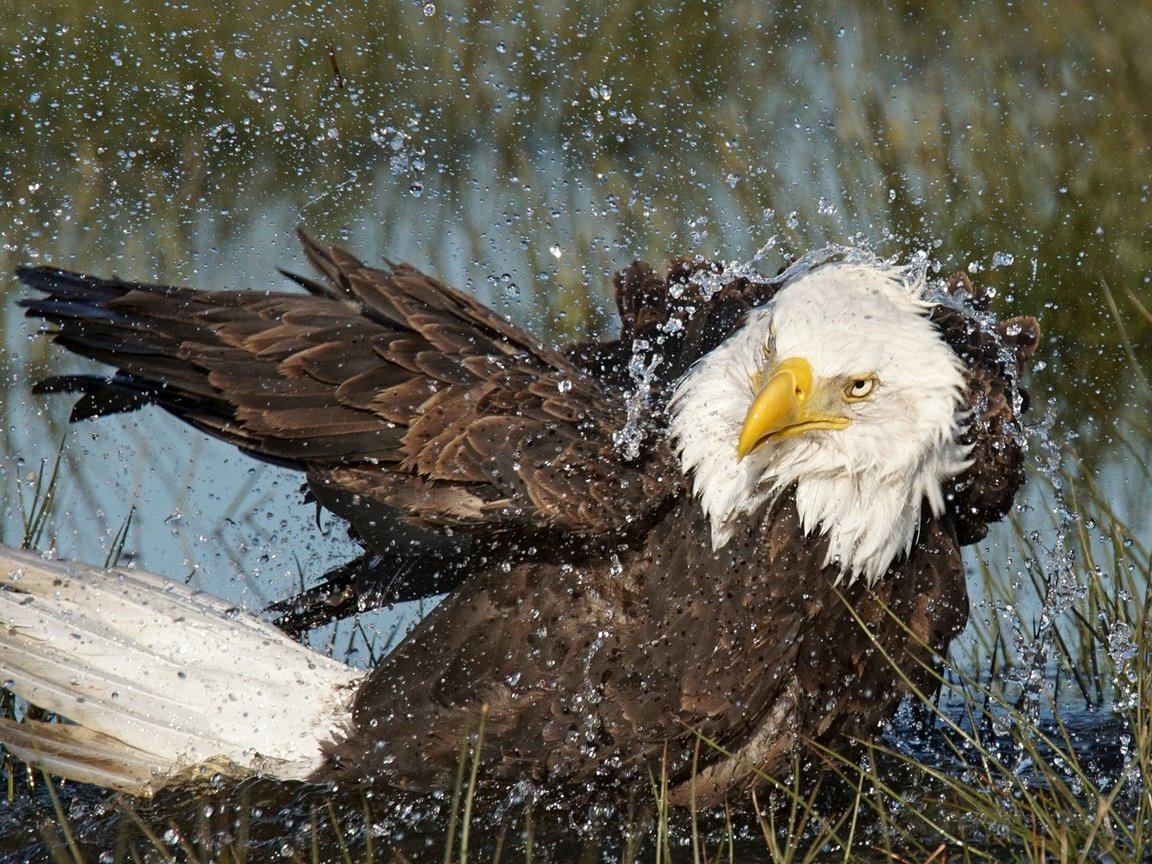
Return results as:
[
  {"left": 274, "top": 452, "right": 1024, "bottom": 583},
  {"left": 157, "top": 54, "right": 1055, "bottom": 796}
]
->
[{"left": 1, "top": 0, "right": 1151, "bottom": 859}]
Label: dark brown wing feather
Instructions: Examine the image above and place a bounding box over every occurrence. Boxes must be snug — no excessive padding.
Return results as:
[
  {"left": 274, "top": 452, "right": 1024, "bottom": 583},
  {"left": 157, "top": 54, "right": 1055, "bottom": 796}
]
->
[
  {"left": 18, "top": 243, "right": 790, "bottom": 624},
  {"left": 18, "top": 233, "right": 676, "bottom": 545},
  {"left": 568, "top": 258, "right": 783, "bottom": 403},
  {"left": 933, "top": 271, "right": 1040, "bottom": 544}
]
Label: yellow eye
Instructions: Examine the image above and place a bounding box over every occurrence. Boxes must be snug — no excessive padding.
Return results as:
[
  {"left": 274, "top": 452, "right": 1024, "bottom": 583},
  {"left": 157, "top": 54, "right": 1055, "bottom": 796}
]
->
[{"left": 844, "top": 377, "right": 877, "bottom": 400}]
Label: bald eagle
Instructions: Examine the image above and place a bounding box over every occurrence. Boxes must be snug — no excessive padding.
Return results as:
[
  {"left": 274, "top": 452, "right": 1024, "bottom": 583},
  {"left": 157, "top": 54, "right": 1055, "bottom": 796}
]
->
[{"left": 1, "top": 235, "right": 1038, "bottom": 807}]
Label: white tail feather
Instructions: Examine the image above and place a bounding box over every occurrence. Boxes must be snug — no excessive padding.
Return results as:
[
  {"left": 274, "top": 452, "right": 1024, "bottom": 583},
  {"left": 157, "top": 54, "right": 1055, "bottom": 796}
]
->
[
  {"left": 0, "top": 547, "right": 363, "bottom": 794},
  {"left": 0, "top": 716, "right": 178, "bottom": 790}
]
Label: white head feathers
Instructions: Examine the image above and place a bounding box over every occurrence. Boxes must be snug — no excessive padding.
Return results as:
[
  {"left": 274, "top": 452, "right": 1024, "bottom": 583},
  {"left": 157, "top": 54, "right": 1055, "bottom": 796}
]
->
[{"left": 668, "top": 260, "right": 971, "bottom": 585}]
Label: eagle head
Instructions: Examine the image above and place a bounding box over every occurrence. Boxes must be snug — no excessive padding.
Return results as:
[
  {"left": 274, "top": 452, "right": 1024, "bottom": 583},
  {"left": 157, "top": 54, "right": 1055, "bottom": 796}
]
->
[{"left": 669, "top": 260, "right": 972, "bottom": 585}]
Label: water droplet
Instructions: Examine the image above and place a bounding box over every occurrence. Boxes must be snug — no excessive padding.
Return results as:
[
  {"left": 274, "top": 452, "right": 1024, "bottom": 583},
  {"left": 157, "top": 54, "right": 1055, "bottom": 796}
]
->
[{"left": 500, "top": 274, "right": 519, "bottom": 301}]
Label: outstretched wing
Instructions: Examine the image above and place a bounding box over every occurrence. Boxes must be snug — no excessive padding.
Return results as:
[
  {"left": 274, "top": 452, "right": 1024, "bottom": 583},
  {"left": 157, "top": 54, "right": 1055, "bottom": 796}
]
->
[{"left": 18, "top": 233, "right": 675, "bottom": 539}]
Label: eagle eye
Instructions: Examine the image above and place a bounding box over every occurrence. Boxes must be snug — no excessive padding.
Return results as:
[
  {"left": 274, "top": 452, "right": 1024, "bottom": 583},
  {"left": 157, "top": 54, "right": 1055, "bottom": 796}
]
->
[{"left": 844, "top": 377, "right": 877, "bottom": 400}]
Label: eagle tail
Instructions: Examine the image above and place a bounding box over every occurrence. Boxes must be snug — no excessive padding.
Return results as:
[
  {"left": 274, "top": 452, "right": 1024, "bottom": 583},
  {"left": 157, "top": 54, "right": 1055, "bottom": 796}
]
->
[
  {"left": 0, "top": 715, "right": 174, "bottom": 792},
  {"left": 0, "top": 548, "right": 361, "bottom": 795}
]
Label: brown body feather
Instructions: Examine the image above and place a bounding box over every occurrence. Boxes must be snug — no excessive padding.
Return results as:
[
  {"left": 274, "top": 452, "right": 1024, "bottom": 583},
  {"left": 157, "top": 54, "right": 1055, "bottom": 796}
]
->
[
  {"left": 17, "top": 234, "right": 1038, "bottom": 805},
  {"left": 322, "top": 494, "right": 968, "bottom": 807}
]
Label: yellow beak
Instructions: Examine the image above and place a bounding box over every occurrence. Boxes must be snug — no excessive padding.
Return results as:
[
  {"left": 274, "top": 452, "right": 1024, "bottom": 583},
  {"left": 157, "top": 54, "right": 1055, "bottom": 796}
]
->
[{"left": 736, "top": 357, "right": 850, "bottom": 459}]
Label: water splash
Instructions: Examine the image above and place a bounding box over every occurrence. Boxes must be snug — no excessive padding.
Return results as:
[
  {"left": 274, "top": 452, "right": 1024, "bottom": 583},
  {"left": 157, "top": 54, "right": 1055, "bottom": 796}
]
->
[
  {"left": 612, "top": 339, "right": 662, "bottom": 461},
  {"left": 1005, "top": 399, "right": 1085, "bottom": 726}
]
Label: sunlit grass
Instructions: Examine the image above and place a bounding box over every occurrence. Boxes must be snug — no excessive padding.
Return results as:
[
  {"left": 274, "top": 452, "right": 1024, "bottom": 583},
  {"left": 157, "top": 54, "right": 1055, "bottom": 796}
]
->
[{"left": 11, "top": 438, "right": 65, "bottom": 553}]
